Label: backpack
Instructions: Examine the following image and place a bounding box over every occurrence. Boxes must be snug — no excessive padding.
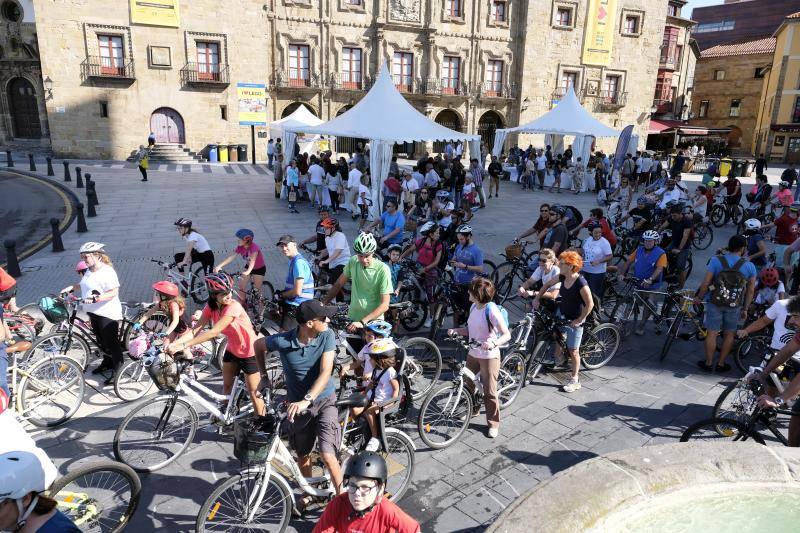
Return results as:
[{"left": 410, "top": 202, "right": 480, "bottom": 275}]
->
[
  {"left": 480, "top": 302, "right": 509, "bottom": 334},
  {"left": 709, "top": 256, "right": 748, "bottom": 308}
]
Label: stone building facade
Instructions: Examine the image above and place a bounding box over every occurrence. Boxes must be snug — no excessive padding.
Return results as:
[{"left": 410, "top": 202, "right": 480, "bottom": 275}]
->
[
  {"left": 32, "top": 0, "right": 270, "bottom": 160},
  {"left": 651, "top": 0, "right": 698, "bottom": 121},
  {"left": 0, "top": 0, "right": 49, "bottom": 146}
]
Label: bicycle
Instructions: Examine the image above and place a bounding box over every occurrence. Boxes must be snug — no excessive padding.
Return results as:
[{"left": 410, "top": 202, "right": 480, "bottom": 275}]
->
[
  {"left": 48, "top": 460, "right": 141, "bottom": 533},
  {"left": 658, "top": 292, "right": 707, "bottom": 361},
  {"left": 230, "top": 271, "right": 275, "bottom": 332},
  {"left": 2, "top": 303, "right": 44, "bottom": 342},
  {"left": 4, "top": 341, "right": 86, "bottom": 427},
  {"left": 113, "top": 339, "right": 266, "bottom": 472},
  {"left": 609, "top": 278, "right": 681, "bottom": 337},
  {"left": 416, "top": 333, "right": 526, "bottom": 449},
  {"left": 709, "top": 193, "right": 743, "bottom": 227},
  {"left": 493, "top": 241, "right": 537, "bottom": 304},
  {"left": 151, "top": 258, "right": 210, "bottom": 305},
  {"left": 691, "top": 215, "right": 714, "bottom": 250}
]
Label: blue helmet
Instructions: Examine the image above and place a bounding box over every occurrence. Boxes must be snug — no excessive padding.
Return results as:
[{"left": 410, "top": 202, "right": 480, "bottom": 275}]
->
[
  {"left": 364, "top": 320, "right": 392, "bottom": 338},
  {"left": 235, "top": 228, "right": 254, "bottom": 241}
]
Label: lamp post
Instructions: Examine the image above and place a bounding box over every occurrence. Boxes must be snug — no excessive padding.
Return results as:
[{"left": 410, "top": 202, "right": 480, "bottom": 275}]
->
[{"left": 43, "top": 76, "right": 53, "bottom": 100}]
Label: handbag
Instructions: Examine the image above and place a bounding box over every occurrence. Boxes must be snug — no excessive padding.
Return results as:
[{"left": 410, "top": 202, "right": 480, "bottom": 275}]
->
[{"left": 288, "top": 189, "right": 297, "bottom": 203}]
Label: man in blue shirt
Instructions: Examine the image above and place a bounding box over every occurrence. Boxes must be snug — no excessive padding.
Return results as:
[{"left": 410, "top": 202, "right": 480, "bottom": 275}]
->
[
  {"left": 276, "top": 235, "right": 315, "bottom": 331},
  {"left": 450, "top": 224, "right": 484, "bottom": 326},
  {"left": 369, "top": 199, "right": 405, "bottom": 248},
  {"left": 694, "top": 235, "right": 757, "bottom": 373},
  {"left": 259, "top": 299, "right": 343, "bottom": 494}
]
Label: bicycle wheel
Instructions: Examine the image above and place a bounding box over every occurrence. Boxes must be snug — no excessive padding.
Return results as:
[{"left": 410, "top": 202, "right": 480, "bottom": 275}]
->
[
  {"left": 498, "top": 351, "right": 525, "bottom": 409},
  {"left": 113, "top": 395, "right": 198, "bottom": 472},
  {"left": 48, "top": 461, "right": 141, "bottom": 533},
  {"left": 712, "top": 381, "right": 757, "bottom": 424},
  {"left": 659, "top": 313, "right": 684, "bottom": 361},
  {"left": 734, "top": 336, "right": 770, "bottom": 375},
  {"left": 6, "top": 316, "right": 36, "bottom": 342},
  {"left": 483, "top": 259, "right": 498, "bottom": 281},
  {"left": 491, "top": 261, "right": 516, "bottom": 287},
  {"left": 18, "top": 302, "right": 47, "bottom": 332},
  {"left": 692, "top": 223, "right": 714, "bottom": 250},
  {"left": 196, "top": 470, "right": 291, "bottom": 532},
  {"left": 23, "top": 332, "right": 90, "bottom": 370},
  {"left": 397, "top": 288, "right": 427, "bottom": 332},
  {"left": 19, "top": 356, "right": 85, "bottom": 427},
  {"left": 381, "top": 428, "right": 416, "bottom": 501},
  {"left": 709, "top": 204, "right": 725, "bottom": 227},
  {"left": 114, "top": 359, "right": 154, "bottom": 402},
  {"left": 400, "top": 337, "right": 442, "bottom": 400},
  {"left": 122, "top": 312, "right": 170, "bottom": 348},
  {"left": 190, "top": 265, "right": 210, "bottom": 304},
  {"left": 730, "top": 204, "right": 744, "bottom": 225},
  {"left": 679, "top": 417, "right": 765, "bottom": 443},
  {"left": 417, "top": 382, "right": 472, "bottom": 449},
  {"left": 428, "top": 303, "right": 446, "bottom": 341},
  {"left": 260, "top": 280, "right": 275, "bottom": 302},
  {"left": 494, "top": 272, "right": 517, "bottom": 305},
  {"left": 581, "top": 323, "right": 621, "bottom": 370},
  {"left": 616, "top": 298, "right": 638, "bottom": 338}
]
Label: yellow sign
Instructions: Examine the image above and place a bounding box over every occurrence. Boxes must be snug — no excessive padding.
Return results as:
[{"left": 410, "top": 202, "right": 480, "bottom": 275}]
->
[
  {"left": 130, "top": 0, "right": 180, "bottom": 27},
  {"left": 237, "top": 83, "right": 268, "bottom": 126},
  {"left": 318, "top": 140, "right": 330, "bottom": 152},
  {"left": 582, "top": 0, "right": 617, "bottom": 66}
]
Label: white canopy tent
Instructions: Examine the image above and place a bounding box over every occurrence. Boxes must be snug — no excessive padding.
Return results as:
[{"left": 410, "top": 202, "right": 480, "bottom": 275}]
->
[
  {"left": 492, "top": 86, "right": 621, "bottom": 166},
  {"left": 286, "top": 63, "right": 481, "bottom": 217},
  {"left": 269, "top": 105, "right": 324, "bottom": 161}
]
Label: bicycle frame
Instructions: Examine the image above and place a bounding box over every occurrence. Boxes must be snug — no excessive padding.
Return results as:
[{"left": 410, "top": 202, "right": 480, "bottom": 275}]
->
[
  {"left": 8, "top": 352, "right": 81, "bottom": 422},
  {"left": 55, "top": 491, "right": 99, "bottom": 526},
  {"left": 175, "top": 372, "right": 251, "bottom": 423}
]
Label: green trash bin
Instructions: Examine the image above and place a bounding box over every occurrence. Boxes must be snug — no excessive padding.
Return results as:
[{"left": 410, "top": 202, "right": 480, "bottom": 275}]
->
[
  {"left": 228, "top": 144, "right": 238, "bottom": 162},
  {"left": 238, "top": 144, "right": 248, "bottom": 162}
]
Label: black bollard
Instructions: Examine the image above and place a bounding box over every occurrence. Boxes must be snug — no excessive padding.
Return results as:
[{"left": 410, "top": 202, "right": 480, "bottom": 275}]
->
[
  {"left": 3, "top": 239, "right": 21, "bottom": 277},
  {"left": 87, "top": 197, "right": 97, "bottom": 218},
  {"left": 86, "top": 177, "right": 99, "bottom": 206},
  {"left": 75, "top": 167, "right": 83, "bottom": 188},
  {"left": 46, "top": 157, "right": 54, "bottom": 176},
  {"left": 63, "top": 161, "right": 71, "bottom": 182},
  {"left": 28, "top": 153, "right": 36, "bottom": 172},
  {"left": 6, "top": 150, "right": 12, "bottom": 168},
  {"left": 75, "top": 202, "right": 88, "bottom": 233},
  {"left": 50, "top": 218, "right": 64, "bottom": 252}
]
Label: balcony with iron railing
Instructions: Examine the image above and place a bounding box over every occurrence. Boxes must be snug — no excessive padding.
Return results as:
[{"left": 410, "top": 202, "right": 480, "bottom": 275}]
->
[
  {"left": 421, "top": 78, "right": 470, "bottom": 96},
  {"left": 479, "top": 80, "right": 516, "bottom": 99},
  {"left": 180, "top": 62, "right": 230, "bottom": 86},
  {"left": 329, "top": 72, "right": 374, "bottom": 91},
  {"left": 653, "top": 98, "right": 673, "bottom": 114},
  {"left": 659, "top": 54, "right": 678, "bottom": 71},
  {"left": 272, "top": 70, "right": 324, "bottom": 90},
  {"left": 596, "top": 90, "right": 627, "bottom": 109},
  {"left": 81, "top": 56, "right": 135, "bottom": 80},
  {"left": 392, "top": 75, "right": 423, "bottom": 94},
  {"left": 551, "top": 87, "right": 584, "bottom": 102}
]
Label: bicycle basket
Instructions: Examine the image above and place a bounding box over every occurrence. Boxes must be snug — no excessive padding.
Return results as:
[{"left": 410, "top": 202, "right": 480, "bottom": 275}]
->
[
  {"left": 233, "top": 416, "right": 276, "bottom": 464},
  {"left": 505, "top": 244, "right": 522, "bottom": 260},
  {"left": 37, "top": 296, "right": 69, "bottom": 323},
  {"left": 143, "top": 351, "right": 180, "bottom": 391},
  {"left": 127, "top": 333, "right": 149, "bottom": 360}
]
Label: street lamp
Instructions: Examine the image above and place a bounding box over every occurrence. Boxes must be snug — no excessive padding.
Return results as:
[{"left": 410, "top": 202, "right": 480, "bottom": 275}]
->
[
  {"left": 521, "top": 97, "right": 530, "bottom": 112},
  {"left": 43, "top": 76, "right": 53, "bottom": 100},
  {"left": 650, "top": 104, "right": 658, "bottom": 114}
]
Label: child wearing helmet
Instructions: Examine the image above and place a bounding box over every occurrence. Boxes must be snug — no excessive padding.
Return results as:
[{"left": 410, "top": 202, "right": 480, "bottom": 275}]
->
[
  {"left": 339, "top": 320, "right": 393, "bottom": 379},
  {"left": 134, "top": 281, "right": 190, "bottom": 359},
  {"left": 215, "top": 229, "right": 267, "bottom": 303},
  {"left": 743, "top": 219, "right": 768, "bottom": 269},
  {"left": 433, "top": 190, "right": 455, "bottom": 229},
  {"left": 754, "top": 267, "right": 786, "bottom": 306},
  {"left": 173, "top": 219, "right": 215, "bottom": 275}
]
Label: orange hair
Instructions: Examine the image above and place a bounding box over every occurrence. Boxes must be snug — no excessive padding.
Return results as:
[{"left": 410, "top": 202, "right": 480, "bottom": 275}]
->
[{"left": 559, "top": 250, "right": 583, "bottom": 273}]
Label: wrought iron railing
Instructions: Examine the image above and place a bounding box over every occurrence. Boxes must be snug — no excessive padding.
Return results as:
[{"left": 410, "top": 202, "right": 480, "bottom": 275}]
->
[
  {"left": 180, "top": 62, "right": 230, "bottom": 85},
  {"left": 479, "top": 80, "right": 516, "bottom": 99},
  {"left": 81, "top": 56, "right": 135, "bottom": 79},
  {"left": 329, "top": 72, "right": 374, "bottom": 91},
  {"left": 596, "top": 90, "right": 627, "bottom": 108},
  {"left": 272, "top": 70, "right": 324, "bottom": 89}
]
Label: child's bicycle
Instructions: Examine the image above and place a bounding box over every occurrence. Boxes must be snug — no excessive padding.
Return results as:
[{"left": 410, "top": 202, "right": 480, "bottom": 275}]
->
[
  {"left": 151, "top": 258, "right": 210, "bottom": 305},
  {"left": 230, "top": 271, "right": 275, "bottom": 331}
]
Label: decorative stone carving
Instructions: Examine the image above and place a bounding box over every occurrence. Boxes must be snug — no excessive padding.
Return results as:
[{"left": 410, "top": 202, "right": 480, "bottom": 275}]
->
[{"left": 389, "top": 0, "right": 420, "bottom": 23}]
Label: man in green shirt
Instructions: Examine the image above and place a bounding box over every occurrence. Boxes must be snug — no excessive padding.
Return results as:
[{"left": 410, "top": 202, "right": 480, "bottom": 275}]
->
[{"left": 323, "top": 232, "right": 392, "bottom": 335}]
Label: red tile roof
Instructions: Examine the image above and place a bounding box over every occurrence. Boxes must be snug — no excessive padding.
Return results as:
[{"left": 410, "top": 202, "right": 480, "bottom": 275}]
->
[{"left": 700, "top": 37, "right": 776, "bottom": 58}]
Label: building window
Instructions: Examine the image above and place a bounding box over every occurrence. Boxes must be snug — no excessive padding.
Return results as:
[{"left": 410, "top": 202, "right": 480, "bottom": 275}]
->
[
  {"left": 654, "top": 72, "right": 672, "bottom": 105},
  {"left": 661, "top": 26, "right": 679, "bottom": 65},
  {"left": 603, "top": 75, "right": 620, "bottom": 101},
  {"left": 486, "top": 60, "right": 503, "bottom": 96},
  {"left": 714, "top": 69, "right": 725, "bottom": 81},
  {"left": 624, "top": 16, "right": 638, "bottom": 34},
  {"left": 342, "top": 47, "right": 362, "bottom": 89},
  {"left": 694, "top": 20, "right": 735, "bottom": 33},
  {"left": 699, "top": 100, "right": 709, "bottom": 118},
  {"left": 442, "top": 56, "right": 461, "bottom": 94},
  {"left": 98, "top": 35, "right": 124, "bottom": 76},
  {"left": 675, "top": 45, "right": 683, "bottom": 69},
  {"left": 793, "top": 97, "right": 800, "bottom": 123},
  {"left": 196, "top": 42, "right": 220, "bottom": 81},
  {"left": 392, "top": 52, "right": 413, "bottom": 91},
  {"left": 555, "top": 7, "right": 572, "bottom": 27},
  {"left": 445, "top": 0, "right": 461, "bottom": 18},
  {"left": 491, "top": 0, "right": 506, "bottom": 23},
  {"left": 346, "top": 0, "right": 362, "bottom": 4},
  {"left": 220, "top": 105, "right": 227, "bottom": 120},
  {"left": 288, "top": 44, "right": 310, "bottom": 87},
  {"left": 99, "top": 101, "right": 108, "bottom": 118},
  {"left": 667, "top": 4, "right": 678, "bottom": 17},
  {"left": 729, "top": 99, "right": 741, "bottom": 117},
  {"left": 754, "top": 67, "right": 766, "bottom": 79},
  {"left": 561, "top": 71, "right": 577, "bottom": 92},
  {"left": 1, "top": 1, "right": 21, "bottom": 22}
]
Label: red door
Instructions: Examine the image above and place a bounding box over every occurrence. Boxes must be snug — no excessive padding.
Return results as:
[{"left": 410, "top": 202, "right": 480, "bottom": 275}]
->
[{"left": 150, "top": 108, "right": 185, "bottom": 144}]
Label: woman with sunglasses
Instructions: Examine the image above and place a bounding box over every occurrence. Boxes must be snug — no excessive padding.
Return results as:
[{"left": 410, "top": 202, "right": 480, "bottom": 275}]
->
[
  {"left": 518, "top": 248, "right": 560, "bottom": 306},
  {"left": 168, "top": 272, "right": 265, "bottom": 416}
]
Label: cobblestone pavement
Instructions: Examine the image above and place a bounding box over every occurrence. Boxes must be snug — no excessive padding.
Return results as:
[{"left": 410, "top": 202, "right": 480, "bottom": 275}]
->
[{"left": 9, "top": 161, "right": 787, "bottom": 531}]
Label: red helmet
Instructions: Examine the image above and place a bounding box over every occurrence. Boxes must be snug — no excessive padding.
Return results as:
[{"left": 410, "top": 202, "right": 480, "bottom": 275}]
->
[
  {"left": 760, "top": 267, "right": 780, "bottom": 287},
  {"left": 321, "top": 217, "right": 338, "bottom": 230},
  {"left": 152, "top": 280, "right": 180, "bottom": 297},
  {"left": 205, "top": 272, "right": 234, "bottom": 293},
  {"left": 0, "top": 388, "right": 8, "bottom": 415}
]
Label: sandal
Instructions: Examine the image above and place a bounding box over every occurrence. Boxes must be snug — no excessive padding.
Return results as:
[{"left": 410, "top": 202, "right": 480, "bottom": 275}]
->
[
  {"left": 292, "top": 495, "right": 314, "bottom": 517},
  {"left": 716, "top": 363, "right": 732, "bottom": 373},
  {"left": 696, "top": 360, "right": 714, "bottom": 373}
]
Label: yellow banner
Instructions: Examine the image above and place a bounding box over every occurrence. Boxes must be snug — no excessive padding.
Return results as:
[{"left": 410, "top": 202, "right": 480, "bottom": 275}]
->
[
  {"left": 582, "top": 0, "right": 617, "bottom": 66},
  {"left": 237, "top": 83, "right": 268, "bottom": 126},
  {"left": 130, "top": 0, "right": 180, "bottom": 27}
]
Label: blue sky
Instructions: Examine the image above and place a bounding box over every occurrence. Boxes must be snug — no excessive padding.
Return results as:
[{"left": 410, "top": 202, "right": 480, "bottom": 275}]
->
[{"left": 684, "top": 0, "right": 724, "bottom": 18}]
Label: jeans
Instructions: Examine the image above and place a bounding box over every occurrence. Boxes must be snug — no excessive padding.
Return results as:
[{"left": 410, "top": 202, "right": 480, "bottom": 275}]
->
[
  {"left": 581, "top": 271, "right": 606, "bottom": 300},
  {"left": 308, "top": 183, "right": 324, "bottom": 206},
  {"left": 0, "top": 344, "right": 9, "bottom": 397},
  {"left": 268, "top": 153, "right": 274, "bottom": 169}
]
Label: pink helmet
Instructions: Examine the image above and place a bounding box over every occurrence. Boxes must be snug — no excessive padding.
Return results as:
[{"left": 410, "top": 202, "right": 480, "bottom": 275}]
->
[
  {"left": 75, "top": 260, "right": 88, "bottom": 273},
  {"left": 127, "top": 333, "right": 149, "bottom": 359}
]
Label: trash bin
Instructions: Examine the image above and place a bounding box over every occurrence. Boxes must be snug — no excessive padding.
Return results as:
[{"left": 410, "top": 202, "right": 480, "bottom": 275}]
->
[
  {"left": 219, "top": 144, "right": 229, "bottom": 163},
  {"left": 238, "top": 144, "right": 248, "bottom": 162},
  {"left": 731, "top": 160, "right": 744, "bottom": 178},
  {"left": 719, "top": 158, "right": 732, "bottom": 177},
  {"left": 228, "top": 144, "right": 238, "bottom": 162},
  {"left": 208, "top": 144, "right": 219, "bottom": 163}
]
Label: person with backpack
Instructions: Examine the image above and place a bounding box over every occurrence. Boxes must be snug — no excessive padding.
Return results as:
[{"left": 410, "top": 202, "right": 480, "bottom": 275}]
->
[
  {"left": 447, "top": 277, "right": 510, "bottom": 439},
  {"left": 694, "top": 235, "right": 757, "bottom": 372}
]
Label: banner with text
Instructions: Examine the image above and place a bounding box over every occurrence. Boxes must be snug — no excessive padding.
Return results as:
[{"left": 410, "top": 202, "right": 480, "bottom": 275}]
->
[
  {"left": 130, "top": 0, "right": 180, "bottom": 27},
  {"left": 237, "top": 83, "right": 268, "bottom": 126},
  {"left": 582, "top": 0, "right": 617, "bottom": 66}
]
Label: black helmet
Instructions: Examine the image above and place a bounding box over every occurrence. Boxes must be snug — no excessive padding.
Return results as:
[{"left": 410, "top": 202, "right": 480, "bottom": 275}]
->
[
  {"left": 174, "top": 218, "right": 191, "bottom": 228},
  {"left": 345, "top": 452, "right": 388, "bottom": 483}
]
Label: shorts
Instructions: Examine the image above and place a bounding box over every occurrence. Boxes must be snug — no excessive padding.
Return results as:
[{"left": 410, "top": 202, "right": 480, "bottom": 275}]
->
[
  {"left": 222, "top": 351, "right": 260, "bottom": 375},
  {"left": 249, "top": 266, "right": 267, "bottom": 277},
  {"left": 359, "top": 203, "right": 369, "bottom": 220},
  {"left": 327, "top": 264, "right": 345, "bottom": 284},
  {"left": 0, "top": 284, "right": 17, "bottom": 303},
  {"left": 285, "top": 394, "right": 340, "bottom": 456},
  {"left": 703, "top": 303, "right": 740, "bottom": 332},
  {"left": 557, "top": 312, "right": 584, "bottom": 350},
  {"left": 672, "top": 248, "right": 690, "bottom": 272}
]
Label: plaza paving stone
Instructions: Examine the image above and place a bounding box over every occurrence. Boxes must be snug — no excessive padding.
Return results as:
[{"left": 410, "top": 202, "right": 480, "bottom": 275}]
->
[{"left": 7, "top": 159, "right": 791, "bottom": 531}]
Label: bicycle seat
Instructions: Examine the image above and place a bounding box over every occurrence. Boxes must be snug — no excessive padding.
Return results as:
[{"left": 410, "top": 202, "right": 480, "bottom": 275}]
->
[
  {"left": 388, "top": 301, "right": 412, "bottom": 310},
  {"left": 6, "top": 341, "right": 31, "bottom": 354},
  {"left": 336, "top": 393, "right": 369, "bottom": 409}
]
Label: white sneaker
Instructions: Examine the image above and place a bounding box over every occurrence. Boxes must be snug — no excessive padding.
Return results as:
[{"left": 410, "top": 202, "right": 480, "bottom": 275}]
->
[
  {"left": 487, "top": 427, "right": 499, "bottom": 438},
  {"left": 365, "top": 438, "right": 380, "bottom": 452},
  {"left": 424, "top": 318, "right": 432, "bottom": 328},
  {"left": 562, "top": 379, "right": 581, "bottom": 393}
]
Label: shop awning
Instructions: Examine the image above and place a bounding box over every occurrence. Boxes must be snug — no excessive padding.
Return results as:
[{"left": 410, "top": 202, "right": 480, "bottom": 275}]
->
[
  {"left": 648, "top": 119, "right": 683, "bottom": 134},
  {"left": 648, "top": 119, "right": 731, "bottom": 136}
]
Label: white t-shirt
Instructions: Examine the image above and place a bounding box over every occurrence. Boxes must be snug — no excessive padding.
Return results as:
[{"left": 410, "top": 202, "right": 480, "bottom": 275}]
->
[
  {"left": 437, "top": 201, "right": 455, "bottom": 228},
  {"left": 326, "top": 172, "right": 342, "bottom": 191},
  {"left": 402, "top": 177, "right": 419, "bottom": 193},
  {"left": 525, "top": 159, "right": 536, "bottom": 174},
  {"left": 356, "top": 184, "right": 371, "bottom": 205},
  {"left": 79, "top": 264, "right": 123, "bottom": 320},
  {"left": 657, "top": 187, "right": 683, "bottom": 209},
  {"left": 412, "top": 171, "right": 424, "bottom": 185},
  {"left": 462, "top": 182, "right": 475, "bottom": 196},
  {"left": 308, "top": 164, "right": 325, "bottom": 185},
  {"left": 640, "top": 157, "right": 653, "bottom": 172},
  {"left": 756, "top": 282, "right": 786, "bottom": 306},
  {"left": 347, "top": 168, "right": 363, "bottom": 188},
  {"left": 535, "top": 155, "right": 547, "bottom": 170},
  {"left": 185, "top": 231, "right": 211, "bottom": 253},
  {"left": 529, "top": 265, "right": 561, "bottom": 291},
  {"left": 765, "top": 299, "right": 798, "bottom": 351},
  {"left": 368, "top": 366, "right": 397, "bottom": 403},
  {"left": 582, "top": 237, "right": 613, "bottom": 274},
  {"left": 325, "top": 231, "right": 351, "bottom": 268}
]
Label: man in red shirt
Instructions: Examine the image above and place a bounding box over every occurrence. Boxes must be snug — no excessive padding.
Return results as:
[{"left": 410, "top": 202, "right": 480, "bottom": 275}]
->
[
  {"left": 516, "top": 204, "right": 551, "bottom": 247},
  {"left": 314, "top": 452, "right": 420, "bottom": 533},
  {"left": 573, "top": 208, "right": 617, "bottom": 249}
]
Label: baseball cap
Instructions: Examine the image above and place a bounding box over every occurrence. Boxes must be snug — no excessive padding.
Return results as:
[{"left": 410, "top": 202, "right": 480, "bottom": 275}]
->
[
  {"left": 296, "top": 300, "right": 338, "bottom": 323},
  {"left": 275, "top": 234, "right": 296, "bottom": 246}
]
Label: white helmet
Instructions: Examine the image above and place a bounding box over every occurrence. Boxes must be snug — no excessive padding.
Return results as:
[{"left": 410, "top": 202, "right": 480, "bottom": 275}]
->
[
  {"left": 744, "top": 219, "right": 762, "bottom": 231},
  {"left": 642, "top": 230, "right": 660, "bottom": 241},
  {"left": 456, "top": 224, "right": 473, "bottom": 235},
  {"left": 0, "top": 451, "right": 55, "bottom": 500},
  {"left": 436, "top": 190, "right": 450, "bottom": 199},
  {"left": 79, "top": 242, "right": 106, "bottom": 253},
  {"left": 419, "top": 221, "right": 437, "bottom": 235}
]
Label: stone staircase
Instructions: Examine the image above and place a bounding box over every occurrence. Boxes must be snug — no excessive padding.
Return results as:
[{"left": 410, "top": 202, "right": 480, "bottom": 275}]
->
[
  {"left": 0, "top": 140, "right": 53, "bottom": 163},
  {"left": 127, "top": 144, "right": 205, "bottom": 164}
]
